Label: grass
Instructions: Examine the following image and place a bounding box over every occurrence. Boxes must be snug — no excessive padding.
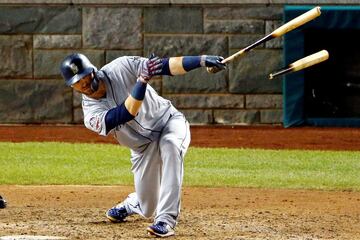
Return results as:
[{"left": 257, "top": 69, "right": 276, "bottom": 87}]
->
[{"left": 0, "top": 142, "right": 359, "bottom": 190}]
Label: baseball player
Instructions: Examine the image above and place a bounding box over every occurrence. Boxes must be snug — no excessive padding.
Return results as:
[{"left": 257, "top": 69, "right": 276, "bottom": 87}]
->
[{"left": 60, "top": 53, "right": 225, "bottom": 237}]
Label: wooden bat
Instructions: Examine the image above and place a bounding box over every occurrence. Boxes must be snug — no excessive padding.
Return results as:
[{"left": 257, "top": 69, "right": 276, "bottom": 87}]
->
[
  {"left": 207, "top": 6, "right": 321, "bottom": 73},
  {"left": 269, "top": 50, "right": 329, "bottom": 79}
]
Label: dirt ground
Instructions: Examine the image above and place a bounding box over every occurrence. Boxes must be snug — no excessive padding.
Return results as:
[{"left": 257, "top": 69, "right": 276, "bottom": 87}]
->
[{"left": 0, "top": 125, "right": 360, "bottom": 239}]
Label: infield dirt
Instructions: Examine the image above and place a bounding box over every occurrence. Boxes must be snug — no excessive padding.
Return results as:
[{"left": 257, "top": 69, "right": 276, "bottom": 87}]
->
[{"left": 0, "top": 125, "right": 359, "bottom": 239}]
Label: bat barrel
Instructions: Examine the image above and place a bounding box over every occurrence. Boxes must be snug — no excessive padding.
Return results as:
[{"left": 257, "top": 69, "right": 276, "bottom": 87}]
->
[
  {"left": 271, "top": 6, "right": 321, "bottom": 38},
  {"left": 269, "top": 50, "right": 329, "bottom": 79},
  {"left": 207, "top": 6, "right": 321, "bottom": 74},
  {"left": 291, "top": 50, "right": 329, "bottom": 71}
]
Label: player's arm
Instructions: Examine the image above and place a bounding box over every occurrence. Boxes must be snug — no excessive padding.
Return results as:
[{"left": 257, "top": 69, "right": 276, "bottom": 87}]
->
[
  {"left": 82, "top": 81, "right": 146, "bottom": 136},
  {"left": 161, "top": 55, "right": 226, "bottom": 76},
  {"left": 104, "top": 55, "right": 161, "bottom": 133},
  {"left": 104, "top": 79, "right": 147, "bottom": 133}
]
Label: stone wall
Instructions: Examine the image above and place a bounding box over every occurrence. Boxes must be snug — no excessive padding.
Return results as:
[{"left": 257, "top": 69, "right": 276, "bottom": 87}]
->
[{"left": 0, "top": 0, "right": 356, "bottom": 125}]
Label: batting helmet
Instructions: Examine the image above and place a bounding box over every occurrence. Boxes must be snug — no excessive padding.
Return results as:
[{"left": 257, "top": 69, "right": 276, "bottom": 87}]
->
[{"left": 60, "top": 53, "right": 98, "bottom": 86}]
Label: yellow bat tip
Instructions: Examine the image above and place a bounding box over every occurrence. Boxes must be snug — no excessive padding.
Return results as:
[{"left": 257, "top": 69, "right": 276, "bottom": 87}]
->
[{"left": 269, "top": 74, "right": 274, "bottom": 80}]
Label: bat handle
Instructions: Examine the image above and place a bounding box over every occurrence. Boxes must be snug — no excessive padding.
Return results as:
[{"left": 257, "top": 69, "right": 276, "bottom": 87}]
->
[
  {"left": 222, "top": 50, "right": 245, "bottom": 64},
  {"left": 206, "top": 50, "right": 244, "bottom": 73},
  {"left": 206, "top": 35, "right": 272, "bottom": 73},
  {"left": 269, "top": 68, "right": 292, "bottom": 80}
]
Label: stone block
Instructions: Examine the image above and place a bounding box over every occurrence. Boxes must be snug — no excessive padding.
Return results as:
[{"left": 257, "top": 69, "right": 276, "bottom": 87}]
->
[
  {"left": 144, "top": 7, "right": 202, "bottom": 33},
  {"left": 204, "top": 6, "right": 282, "bottom": 20},
  {"left": 260, "top": 109, "right": 283, "bottom": 124},
  {"left": 246, "top": 94, "right": 282, "bottom": 109},
  {"left": 0, "top": 6, "right": 81, "bottom": 33},
  {"left": 34, "top": 50, "right": 104, "bottom": 78},
  {"left": 144, "top": 35, "right": 228, "bottom": 57},
  {"left": 73, "top": 90, "right": 83, "bottom": 108},
  {"left": 265, "top": 21, "right": 283, "bottom": 49},
  {"left": 34, "top": 35, "right": 82, "bottom": 49},
  {"left": 204, "top": 20, "right": 264, "bottom": 34},
  {"left": 144, "top": 36, "right": 228, "bottom": 93},
  {"left": 73, "top": 0, "right": 169, "bottom": 3},
  {"left": 0, "top": 35, "right": 32, "bottom": 78},
  {"left": 229, "top": 35, "right": 265, "bottom": 49},
  {"left": 269, "top": 0, "right": 360, "bottom": 4},
  {"left": 214, "top": 110, "right": 260, "bottom": 124},
  {"left": 145, "top": 36, "right": 228, "bottom": 93},
  {"left": 163, "top": 68, "right": 227, "bottom": 93},
  {"left": 229, "top": 49, "right": 283, "bottom": 93},
  {"left": 0, "top": 79, "right": 72, "bottom": 123},
  {"left": 83, "top": 7, "right": 142, "bottom": 49},
  {"left": 73, "top": 107, "right": 84, "bottom": 124},
  {"left": 0, "top": 0, "right": 71, "bottom": 2},
  {"left": 165, "top": 94, "right": 244, "bottom": 108},
  {"left": 106, "top": 50, "right": 143, "bottom": 63},
  {"left": 180, "top": 109, "right": 213, "bottom": 124},
  {"left": 171, "top": 0, "right": 268, "bottom": 3}
]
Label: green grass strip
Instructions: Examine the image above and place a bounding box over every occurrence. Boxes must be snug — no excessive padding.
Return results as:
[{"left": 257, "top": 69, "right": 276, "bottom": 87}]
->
[{"left": 0, "top": 142, "right": 359, "bottom": 190}]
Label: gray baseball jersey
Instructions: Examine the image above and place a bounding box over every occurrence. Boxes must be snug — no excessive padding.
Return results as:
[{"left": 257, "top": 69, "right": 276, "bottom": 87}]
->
[
  {"left": 83, "top": 56, "right": 174, "bottom": 150},
  {"left": 81, "top": 56, "right": 191, "bottom": 228}
]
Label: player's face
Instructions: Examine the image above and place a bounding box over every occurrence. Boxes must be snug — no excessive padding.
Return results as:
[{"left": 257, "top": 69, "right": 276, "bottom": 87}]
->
[{"left": 72, "top": 74, "right": 106, "bottom": 99}]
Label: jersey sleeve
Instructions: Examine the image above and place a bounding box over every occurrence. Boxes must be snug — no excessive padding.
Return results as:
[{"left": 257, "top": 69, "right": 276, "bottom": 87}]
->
[
  {"left": 82, "top": 97, "right": 110, "bottom": 136},
  {"left": 103, "top": 56, "right": 148, "bottom": 86},
  {"left": 122, "top": 56, "right": 148, "bottom": 81},
  {"left": 110, "top": 56, "right": 147, "bottom": 78}
]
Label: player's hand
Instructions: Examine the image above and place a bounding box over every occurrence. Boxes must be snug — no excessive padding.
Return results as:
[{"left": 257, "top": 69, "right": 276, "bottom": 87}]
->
[
  {"left": 202, "top": 55, "right": 226, "bottom": 73},
  {"left": 140, "top": 53, "right": 163, "bottom": 82}
]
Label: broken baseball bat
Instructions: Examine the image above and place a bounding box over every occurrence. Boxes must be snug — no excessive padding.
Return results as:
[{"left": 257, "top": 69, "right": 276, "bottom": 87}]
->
[
  {"left": 207, "top": 6, "right": 321, "bottom": 73},
  {"left": 269, "top": 50, "right": 329, "bottom": 80}
]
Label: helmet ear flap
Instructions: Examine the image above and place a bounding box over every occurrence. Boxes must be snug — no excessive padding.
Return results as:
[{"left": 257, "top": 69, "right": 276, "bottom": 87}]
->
[{"left": 90, "top": 73, "right": 99, "bottom": 92}]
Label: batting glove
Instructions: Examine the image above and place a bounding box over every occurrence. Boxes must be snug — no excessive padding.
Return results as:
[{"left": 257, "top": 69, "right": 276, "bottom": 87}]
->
[
  {"left": 201, "top": 55, "right": 226, "bottom": 72},
  {"left": 140, "top": 53, "right": 163, "bottom": 82}
]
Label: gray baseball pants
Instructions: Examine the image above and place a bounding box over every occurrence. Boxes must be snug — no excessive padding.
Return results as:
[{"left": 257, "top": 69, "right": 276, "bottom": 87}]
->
[{"left": 123, "top": 112, "right": 191, "bottom": 228}]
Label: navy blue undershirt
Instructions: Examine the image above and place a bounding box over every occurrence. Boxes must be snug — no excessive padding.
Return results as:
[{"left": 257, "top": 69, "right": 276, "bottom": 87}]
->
[
  {"left": 105, "top": 81, "right": 147, "bottom": 134},
  {"left": 105, "top": 103, "right": 133, "bottom": 134},
  {"left": 161, "top": 58, "right": 172, "bottom": 75},
  {"left": 161, "top": 56, "right": 201, "bottom": 76},
  {"left": 182, "top": 56, "right": 201, "bottom": 71}
]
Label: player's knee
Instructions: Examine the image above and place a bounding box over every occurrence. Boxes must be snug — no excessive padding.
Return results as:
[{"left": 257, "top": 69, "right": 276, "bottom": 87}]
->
[{"left": 160, "top": 137, "right": 178, "bottom": 150}]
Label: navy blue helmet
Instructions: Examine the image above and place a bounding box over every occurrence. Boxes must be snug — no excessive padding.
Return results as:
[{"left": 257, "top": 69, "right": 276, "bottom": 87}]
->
[{"left": 60, "top": 53, "right": 97, "bottom": 86}]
